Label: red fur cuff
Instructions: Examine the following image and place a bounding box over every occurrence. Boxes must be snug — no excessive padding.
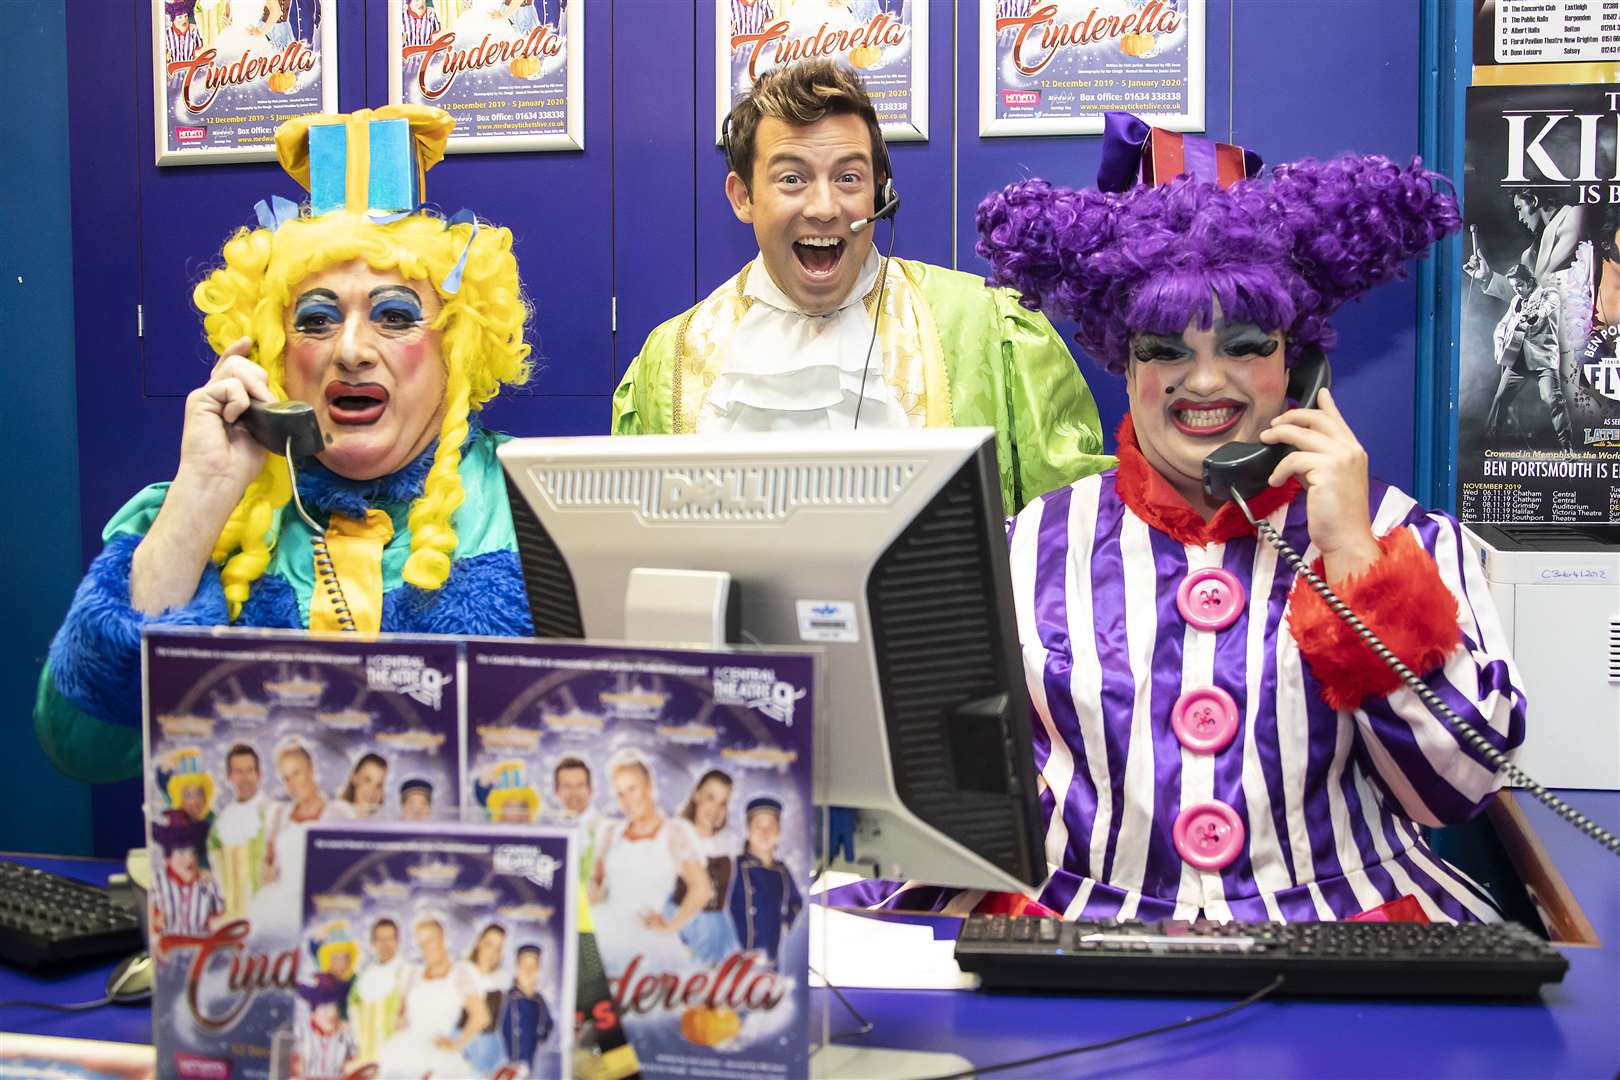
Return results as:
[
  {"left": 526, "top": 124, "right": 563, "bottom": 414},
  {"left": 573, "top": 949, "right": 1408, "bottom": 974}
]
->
[
  {"left": 974, "top": 892, "right": 1060, "bottom": 919},
  {"left": 1285, "top": 529, "right": 1461, "bottom": 712}
]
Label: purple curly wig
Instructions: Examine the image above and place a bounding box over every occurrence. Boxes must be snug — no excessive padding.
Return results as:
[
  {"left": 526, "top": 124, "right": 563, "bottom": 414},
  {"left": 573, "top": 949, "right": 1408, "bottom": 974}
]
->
[{"left": 975, "top": 154, "right": 1461, "bottom": 374}]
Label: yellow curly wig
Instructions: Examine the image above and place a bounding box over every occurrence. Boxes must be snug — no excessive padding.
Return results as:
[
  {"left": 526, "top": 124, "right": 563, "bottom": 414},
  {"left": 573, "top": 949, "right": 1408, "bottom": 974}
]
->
[{"left": 192, "top": 211, "right": 531, "bottom": 620}]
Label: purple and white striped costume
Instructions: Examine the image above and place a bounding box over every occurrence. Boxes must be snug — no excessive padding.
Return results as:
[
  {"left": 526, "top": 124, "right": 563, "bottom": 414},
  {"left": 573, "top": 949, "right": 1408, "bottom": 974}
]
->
[
  {"left": 295, "top": 1007, "right": 358, "bottom": 1080},
  {"left": 166, "top": 24, "right": 201, "bottom": 64},
  {"left": 997, "top": 421, "right": 1523, "bottom": 923},
  {"left": 860, "top": 419, "right": 1525, "bottom": 924},
  {"left": 731, "top": 0, "right": 775, "bottom": 36},
  {"left": 401, "top": 4, "right": 441, "bottom": 48},
  {"left": 152, "top": 865, "right": 223, "bottom": 937}
]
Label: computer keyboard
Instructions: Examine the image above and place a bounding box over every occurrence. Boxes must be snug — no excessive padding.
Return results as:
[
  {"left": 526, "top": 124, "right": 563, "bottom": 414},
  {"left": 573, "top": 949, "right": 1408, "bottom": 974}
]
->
[
  {"left": 954, "top": 914, "right": 1569, "bottom": 1000},
  {"left": 0, "top": 861, "right": 144, "bottom": 969}
]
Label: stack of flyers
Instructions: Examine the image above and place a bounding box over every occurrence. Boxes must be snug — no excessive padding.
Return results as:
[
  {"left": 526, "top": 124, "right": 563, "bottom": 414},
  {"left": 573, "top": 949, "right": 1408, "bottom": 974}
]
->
[
  {"left": 142, "top": 627, "right": 461, "bottom": 1080},
  {"left": 466, "top": 639, "right": 816, "bottom": 1079},
  {"left": 298, "top": 823, "right": 577, "bottom": 1080}
]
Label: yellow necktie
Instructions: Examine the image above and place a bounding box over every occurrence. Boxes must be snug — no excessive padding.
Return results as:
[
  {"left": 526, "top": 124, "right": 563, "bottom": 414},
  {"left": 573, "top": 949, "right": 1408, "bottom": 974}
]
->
[{"left": 309, "top": 509, "right": 394, "bottom": 634}]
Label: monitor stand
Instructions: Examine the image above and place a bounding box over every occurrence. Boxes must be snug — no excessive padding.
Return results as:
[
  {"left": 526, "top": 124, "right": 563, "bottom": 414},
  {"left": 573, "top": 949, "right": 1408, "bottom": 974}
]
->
[
  {"left": 812, "top": 1044, "right": 974, "bottom": 1079},
  {"left": 624, "top": 568, "right": 737, "bottom": 645}
]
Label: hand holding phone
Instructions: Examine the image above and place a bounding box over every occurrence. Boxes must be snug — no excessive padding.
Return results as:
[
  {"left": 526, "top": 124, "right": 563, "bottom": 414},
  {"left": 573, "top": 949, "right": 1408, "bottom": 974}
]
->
[
  {"left": 1257, "top": 383, "right": 1381, "bottom": 583},
  {"left": 174, "top": 339, "right": 280, "bottom": 499},
  {"left": 1201, "top": 348, "right": 1331, "bottom": 503}
]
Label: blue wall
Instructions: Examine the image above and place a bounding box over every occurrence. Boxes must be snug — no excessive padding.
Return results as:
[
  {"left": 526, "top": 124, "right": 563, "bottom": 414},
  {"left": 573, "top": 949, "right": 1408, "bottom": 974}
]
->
[
  {"left": 1, "top": 0, "right": 91, "bottom": 856},
  {"left": 57, "top": 0, "right": 1432, "bottom": 855}
]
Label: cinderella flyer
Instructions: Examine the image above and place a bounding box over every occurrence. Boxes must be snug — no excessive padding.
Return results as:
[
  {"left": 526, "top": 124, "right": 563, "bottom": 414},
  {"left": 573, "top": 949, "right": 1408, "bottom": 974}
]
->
[
  {"left": 466, "top": 639, "right": 816, "bottom": 1079},
  {"left": 141, "top": 627, "right": 462, "bottom": 1080},
  {"left": 300, "top": 823, "right": 577, "bottom": 1080}
]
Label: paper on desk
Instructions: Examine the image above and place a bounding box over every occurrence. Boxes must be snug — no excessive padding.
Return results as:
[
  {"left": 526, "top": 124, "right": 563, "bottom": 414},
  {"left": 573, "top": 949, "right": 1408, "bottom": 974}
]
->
[{"left": 809, "top": 904, "right": 979, "bottom": 990}]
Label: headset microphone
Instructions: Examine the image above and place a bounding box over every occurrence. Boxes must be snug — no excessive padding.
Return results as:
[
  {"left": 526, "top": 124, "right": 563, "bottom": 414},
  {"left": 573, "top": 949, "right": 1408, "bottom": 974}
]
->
[{"left": 850, "top": 185, "right": 900, "bottom": 233}]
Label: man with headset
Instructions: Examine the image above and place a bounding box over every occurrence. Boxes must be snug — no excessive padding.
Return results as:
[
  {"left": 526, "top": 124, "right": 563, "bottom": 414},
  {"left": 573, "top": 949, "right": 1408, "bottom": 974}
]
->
[{"left": 610, "top": 60, "right": 1111, "bottom": 513}]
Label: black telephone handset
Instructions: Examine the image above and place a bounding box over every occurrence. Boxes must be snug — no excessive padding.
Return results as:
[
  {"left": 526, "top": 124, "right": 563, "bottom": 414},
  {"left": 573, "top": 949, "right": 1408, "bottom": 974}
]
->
[
  {"left": 236, "top": 402, "right": 358, "bottom": 631},
  {"left": 1201, "top": 348, "right": 1332, "bottom": 504},
  {"left": 240, "top": 400, "right": 326, "bottom": 458}
]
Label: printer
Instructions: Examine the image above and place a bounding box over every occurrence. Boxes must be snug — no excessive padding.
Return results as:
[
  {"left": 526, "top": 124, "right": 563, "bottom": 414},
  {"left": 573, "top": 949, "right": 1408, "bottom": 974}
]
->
[{"left": 1465, "top": 524, "right": 1620, "bottom": 790}]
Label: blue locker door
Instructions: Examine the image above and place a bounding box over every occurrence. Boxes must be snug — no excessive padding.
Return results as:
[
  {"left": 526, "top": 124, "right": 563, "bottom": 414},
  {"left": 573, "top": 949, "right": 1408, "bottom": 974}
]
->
[{"left": 362, "top": 0, "right": 618, "bottom": 437}]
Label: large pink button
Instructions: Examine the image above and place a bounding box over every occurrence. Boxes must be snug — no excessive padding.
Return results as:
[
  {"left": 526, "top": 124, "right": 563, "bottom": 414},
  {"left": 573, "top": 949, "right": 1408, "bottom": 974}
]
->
[
  {"left": 1176, "top": 568, "right": 1244, "bottom": 632},
  {"left": 1171, "top": 687, "right": 1239, "bottom": 754},
  {"left": 1173, "top": 801, "right": 1245, "bottom": 871}
]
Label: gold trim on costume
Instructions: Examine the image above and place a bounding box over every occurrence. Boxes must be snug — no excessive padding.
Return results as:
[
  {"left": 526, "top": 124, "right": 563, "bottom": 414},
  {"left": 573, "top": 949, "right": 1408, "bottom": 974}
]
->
[{"left": 671, "top": 258, "right": 951, "bottom": 431}]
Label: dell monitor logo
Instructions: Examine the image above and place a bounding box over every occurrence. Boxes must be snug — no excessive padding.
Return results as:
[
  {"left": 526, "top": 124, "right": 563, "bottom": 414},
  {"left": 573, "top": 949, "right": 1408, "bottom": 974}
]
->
[{"left": 658, "top": 469, "right": 770, "bottom": 515}]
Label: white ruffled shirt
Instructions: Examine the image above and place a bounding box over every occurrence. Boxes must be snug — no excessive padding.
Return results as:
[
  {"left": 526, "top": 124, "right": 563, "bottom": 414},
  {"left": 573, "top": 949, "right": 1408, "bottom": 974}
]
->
[{"left": 697, "top": 252, "right": 911, "bottom": 433}]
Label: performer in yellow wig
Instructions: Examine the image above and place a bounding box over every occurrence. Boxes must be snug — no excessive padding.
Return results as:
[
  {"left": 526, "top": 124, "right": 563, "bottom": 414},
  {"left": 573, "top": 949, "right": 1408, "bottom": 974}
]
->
[{"left": 37, "top": 105, "right": 536, "bottom": 783}]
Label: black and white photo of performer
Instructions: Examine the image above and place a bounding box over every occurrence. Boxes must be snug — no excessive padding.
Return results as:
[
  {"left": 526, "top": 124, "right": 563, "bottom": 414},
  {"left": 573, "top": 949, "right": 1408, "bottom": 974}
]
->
[
  {"left": 588, "top": 749, "right": 711, "bottom": 967},
  {"left": 376, "top": 912, "right": 486, "bottom": 1078},
  {"left": 1466, "top": 258, "right": 1571, "bottom": 449},
  {"left": 1469, "top": 186, "right": 1593, "bottom": 442}
]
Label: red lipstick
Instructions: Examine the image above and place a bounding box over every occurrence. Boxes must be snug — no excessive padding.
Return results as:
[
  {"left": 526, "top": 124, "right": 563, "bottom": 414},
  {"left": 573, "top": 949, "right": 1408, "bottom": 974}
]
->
[
  {"left": 1169, "top": 398, "right": 1244, "bottom": 438},
  {"left": 324, "top": 382, "right": 388, "bottom": 425}
]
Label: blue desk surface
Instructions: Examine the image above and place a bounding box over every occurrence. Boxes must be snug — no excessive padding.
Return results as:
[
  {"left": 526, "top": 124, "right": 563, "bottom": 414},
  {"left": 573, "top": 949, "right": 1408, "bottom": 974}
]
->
[{"left": 4, "top": 793, "right": 1618, "bottom": 1078}]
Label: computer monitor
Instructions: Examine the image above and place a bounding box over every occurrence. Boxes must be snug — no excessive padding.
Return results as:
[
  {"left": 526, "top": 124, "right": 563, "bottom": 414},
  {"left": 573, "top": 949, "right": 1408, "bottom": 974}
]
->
[{"left": 498, "top": 428, "right": 1045, "bottom": 893}]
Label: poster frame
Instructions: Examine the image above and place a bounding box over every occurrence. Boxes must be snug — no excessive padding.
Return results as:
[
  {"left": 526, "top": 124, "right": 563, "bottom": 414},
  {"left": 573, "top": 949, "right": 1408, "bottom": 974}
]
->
[
  {"left": 977, "top": 0, "right": 1205, "bottom": 138},
  {"left": 152, "top": 0, "right": 340, "bottom": 166}
]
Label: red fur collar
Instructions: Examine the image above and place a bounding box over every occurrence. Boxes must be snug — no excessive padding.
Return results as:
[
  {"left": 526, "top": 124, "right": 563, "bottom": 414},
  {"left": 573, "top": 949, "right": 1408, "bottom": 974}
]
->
[{"left": 1113, "top": 414, "right": 1301, "bottom": 547}]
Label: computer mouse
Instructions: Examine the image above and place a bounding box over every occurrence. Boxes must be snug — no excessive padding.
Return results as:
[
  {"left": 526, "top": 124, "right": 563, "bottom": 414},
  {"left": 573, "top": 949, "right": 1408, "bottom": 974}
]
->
[{"left": 106, "top": 951, "right": 153, "bottom": 1003}]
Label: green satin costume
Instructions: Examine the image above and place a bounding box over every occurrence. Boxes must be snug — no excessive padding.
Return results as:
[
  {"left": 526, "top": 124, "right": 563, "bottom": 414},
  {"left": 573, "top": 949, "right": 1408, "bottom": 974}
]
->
[{"left": 611, "top": 257, "right": 1114, "bottom": 513}]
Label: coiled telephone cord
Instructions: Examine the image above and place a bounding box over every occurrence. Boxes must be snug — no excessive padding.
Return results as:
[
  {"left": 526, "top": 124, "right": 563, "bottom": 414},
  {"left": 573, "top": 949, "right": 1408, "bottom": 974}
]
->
[{"left": 1232, "top": 491, "right": 1620, "bottom": 859}]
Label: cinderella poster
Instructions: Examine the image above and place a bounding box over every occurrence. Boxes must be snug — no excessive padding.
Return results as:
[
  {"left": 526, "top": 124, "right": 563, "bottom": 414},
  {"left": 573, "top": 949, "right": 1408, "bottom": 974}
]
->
[
  {"left": 151, "top": 0, "right": 337, "bottom": 164},
  {"left": 142, "top": 627, "right": 462, "bottom": 1080},
  {"left": 980, "top": 0, "right": 1204, "bottom": 137},
  {"left": 389, "top": 0, "right": 585, "bottom": 152},
  {"left": 466, "top": 638, "right": 816, "bottom": 1079}
]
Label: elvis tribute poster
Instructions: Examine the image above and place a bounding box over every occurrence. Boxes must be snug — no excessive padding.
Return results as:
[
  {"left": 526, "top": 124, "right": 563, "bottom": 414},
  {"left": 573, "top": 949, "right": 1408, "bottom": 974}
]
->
[
  {"left": 299, "top": 822, "right": 577, "bottom": 1080},
  {"left": 388, "top": 0, "right": 585, "bottom": 152},
  {"left": 151, "top": 0, "right": 338, "bottom": 165},
  {"left": 1458, "top": 83, "right": 1620, "bottom": 524},
  {"left": 142, "top": 627, "right": 462, "bottom": 1080},
  {"left": 717, "top": 0, "right": 928, "bottom": 142},
  {"left": 979, "top": 0, "right": 1204, "bottom": 137},
  {"left": 466, "top": 638, "right": 817, "bottom": 1079}
]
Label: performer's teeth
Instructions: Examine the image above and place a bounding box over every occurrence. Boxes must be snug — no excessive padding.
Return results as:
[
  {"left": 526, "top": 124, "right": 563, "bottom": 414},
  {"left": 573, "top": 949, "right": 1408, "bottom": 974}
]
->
[
  {"left": 1180, "top": 407, "right": 1236, "bottom": 429},
  {"left": 794, "top": 238, "right": 842, "bottom": 273}
]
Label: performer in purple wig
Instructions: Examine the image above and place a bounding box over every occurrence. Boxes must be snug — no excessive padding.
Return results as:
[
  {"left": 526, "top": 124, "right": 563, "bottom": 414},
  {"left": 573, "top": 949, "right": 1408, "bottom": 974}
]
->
[{"left": 871, "top": 115, "right": 1525, "bottom": 924}]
